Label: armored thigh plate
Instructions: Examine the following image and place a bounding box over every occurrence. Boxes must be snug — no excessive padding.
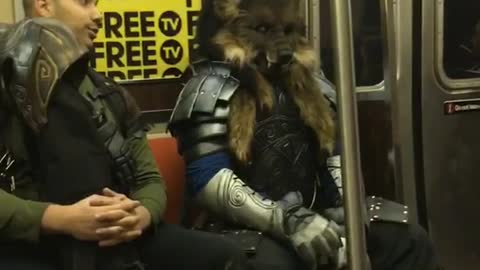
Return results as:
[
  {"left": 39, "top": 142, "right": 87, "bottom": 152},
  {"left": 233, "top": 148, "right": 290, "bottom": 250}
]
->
[{"left": 367, "top": 196, "right": 409, "bottom": 224}]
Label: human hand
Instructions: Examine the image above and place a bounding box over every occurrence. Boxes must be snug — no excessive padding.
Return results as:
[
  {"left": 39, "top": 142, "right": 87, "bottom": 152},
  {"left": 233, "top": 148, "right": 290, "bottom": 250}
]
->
[
  {"left": 92, "top": 188, "right": 152, "bottom": 247},
  {"left": 52, "top": 194, "right": 140, "bottom": 241}
]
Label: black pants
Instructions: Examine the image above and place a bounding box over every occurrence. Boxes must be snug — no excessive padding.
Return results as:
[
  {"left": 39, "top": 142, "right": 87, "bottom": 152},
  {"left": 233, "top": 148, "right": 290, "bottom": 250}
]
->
[
  {"left": 0, "top": 224, "right": 248, "bottom": 270},
  {"left": 240, "top": 222, "right": 437, "bottom": 270},
  {"left": 367, "top": 222, "right": 437, "bottom": 270}
]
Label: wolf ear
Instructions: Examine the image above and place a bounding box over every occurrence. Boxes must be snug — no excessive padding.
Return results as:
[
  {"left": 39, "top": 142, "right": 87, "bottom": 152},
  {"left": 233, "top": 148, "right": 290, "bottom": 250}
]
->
[
  {"left": 213, "top": 0, "right": 243, "bottom": 21},
  {"left": 296, "top": 0, "right": 306, "bottom": 16}
]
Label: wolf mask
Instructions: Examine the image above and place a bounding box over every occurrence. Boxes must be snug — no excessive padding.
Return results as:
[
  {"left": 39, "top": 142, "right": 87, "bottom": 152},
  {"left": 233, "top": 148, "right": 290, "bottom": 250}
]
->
[{"left": 197, "top": 0, "right": 335, "bottom": 162}]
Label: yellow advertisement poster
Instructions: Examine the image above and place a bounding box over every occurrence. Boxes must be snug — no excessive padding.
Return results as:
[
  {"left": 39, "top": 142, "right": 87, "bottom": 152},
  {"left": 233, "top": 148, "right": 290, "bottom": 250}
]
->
[{"left": 91, "top": 0, "right": 202, "bottom": 82}]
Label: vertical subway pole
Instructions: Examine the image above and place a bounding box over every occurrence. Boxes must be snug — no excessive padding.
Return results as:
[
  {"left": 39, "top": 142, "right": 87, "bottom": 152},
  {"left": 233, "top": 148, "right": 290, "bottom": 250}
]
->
[
  {"left": 329, "top": 0, "right": 370, "bottom": 269},
  {"left": 305, "top": 0, "right": 321, "bottom": 71}
]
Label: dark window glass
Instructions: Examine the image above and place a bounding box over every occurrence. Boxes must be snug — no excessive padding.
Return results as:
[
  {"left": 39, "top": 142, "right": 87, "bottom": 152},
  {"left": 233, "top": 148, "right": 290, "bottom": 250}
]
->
[
  {"left": 443, "top": 0, "right": 480, "bottom": 79},
  {"left": 320, "top": 0, "right": 384, "bottom": 86}
]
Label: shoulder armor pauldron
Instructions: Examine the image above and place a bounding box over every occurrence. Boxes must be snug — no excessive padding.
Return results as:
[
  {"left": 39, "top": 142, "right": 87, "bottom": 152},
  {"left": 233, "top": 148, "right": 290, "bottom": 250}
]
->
[
  {"left": 167, "top": 60, "right": 240, "bottom": 161},
  {"left": 0, "top": 18, "right": 88, "bottom": 132},
  {"left": 169, "top": 60, "right": 240, "bottom": 125}
]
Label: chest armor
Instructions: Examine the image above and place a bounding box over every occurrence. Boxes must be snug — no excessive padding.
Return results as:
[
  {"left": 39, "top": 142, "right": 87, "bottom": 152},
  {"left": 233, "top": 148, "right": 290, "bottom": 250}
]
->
[{"left": 238, "top": 86, "right": 322, "bottom": 206}]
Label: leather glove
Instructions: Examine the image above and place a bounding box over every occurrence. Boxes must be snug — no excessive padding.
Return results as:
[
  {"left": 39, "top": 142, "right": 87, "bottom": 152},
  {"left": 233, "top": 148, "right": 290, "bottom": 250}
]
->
[
  {"left": 280, "top": 193, "right": 343, "bottom": 270},
  {"left": 324, "top": 207, "right": 346, "bottom": 237}
]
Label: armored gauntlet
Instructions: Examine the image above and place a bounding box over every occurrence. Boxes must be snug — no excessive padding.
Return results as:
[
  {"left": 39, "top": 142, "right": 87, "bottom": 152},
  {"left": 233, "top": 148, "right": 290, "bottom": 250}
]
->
[{"left": 197, "top": 168, "right": 343, "bottom": 269}]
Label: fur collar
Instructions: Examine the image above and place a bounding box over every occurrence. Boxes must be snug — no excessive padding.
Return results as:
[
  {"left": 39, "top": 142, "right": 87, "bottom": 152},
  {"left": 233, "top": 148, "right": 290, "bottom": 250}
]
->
[{"left": 227, "top": 60, "right": 335, "bottom": 163}]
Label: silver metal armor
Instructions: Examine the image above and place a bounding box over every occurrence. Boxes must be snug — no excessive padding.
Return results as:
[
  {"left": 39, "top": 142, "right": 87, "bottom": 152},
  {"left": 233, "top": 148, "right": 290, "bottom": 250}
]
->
[
  {"left": 197, "top": 168, "right": 345, "bottom": 269},
  {"left": 197, "top": 168, "right": 286, "bottom": 237}
]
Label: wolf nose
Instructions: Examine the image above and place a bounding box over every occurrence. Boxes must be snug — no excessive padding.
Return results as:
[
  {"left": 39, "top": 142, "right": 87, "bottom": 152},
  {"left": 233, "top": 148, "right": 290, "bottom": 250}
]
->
[
  {"left": 278, "top": 48, "right": 293, "bottom": 66},
  {"left": 275, "top": 47, "right": 293, "bottom": 72},
  {"left": 274, "top": 39, "right": 293, "bottom": 67}
]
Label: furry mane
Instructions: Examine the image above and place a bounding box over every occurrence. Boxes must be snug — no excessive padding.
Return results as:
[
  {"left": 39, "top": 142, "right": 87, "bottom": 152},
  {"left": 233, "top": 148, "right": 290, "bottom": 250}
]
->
[{"left": 198, "top": 0, "right": 335, "bottom": 163}]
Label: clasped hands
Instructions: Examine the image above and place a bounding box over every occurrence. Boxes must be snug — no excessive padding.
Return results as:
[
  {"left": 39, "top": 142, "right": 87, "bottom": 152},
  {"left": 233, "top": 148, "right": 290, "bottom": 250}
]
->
[{"left": 43, "top": 188, "right": 151, "bottom": 247}]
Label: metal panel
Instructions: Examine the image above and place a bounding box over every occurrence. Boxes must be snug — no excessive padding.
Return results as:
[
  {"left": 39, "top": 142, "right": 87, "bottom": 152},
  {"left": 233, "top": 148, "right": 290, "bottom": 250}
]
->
[{"left": 421, "top": 0, "right": 480, "bottom": 269}]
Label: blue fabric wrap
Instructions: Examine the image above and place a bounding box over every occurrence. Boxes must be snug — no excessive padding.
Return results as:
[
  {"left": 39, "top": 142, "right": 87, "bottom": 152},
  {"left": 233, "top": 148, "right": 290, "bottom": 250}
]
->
[{"left": 186, "top": 152, "right": 232, "bottom": 195}]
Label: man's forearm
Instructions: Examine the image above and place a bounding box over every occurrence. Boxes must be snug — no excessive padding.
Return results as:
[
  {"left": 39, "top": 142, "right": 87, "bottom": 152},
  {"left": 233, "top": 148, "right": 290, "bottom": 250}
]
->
[
  {"left": 0, "top": 190, "right": 50, "bottom": 242},
  {"left": 130, "top": 182, "right": 166, "bottom": 226},
  {"left": 41, "top": 204, "right": 69, "bottom": 235}
]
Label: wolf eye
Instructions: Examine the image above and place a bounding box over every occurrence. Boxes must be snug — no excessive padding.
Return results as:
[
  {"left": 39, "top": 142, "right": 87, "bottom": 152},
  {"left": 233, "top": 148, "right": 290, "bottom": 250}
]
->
[
  {"left": 284, "top": 24, "right": 297, "bottom": 35},
  {"left": 255, "top": 24, "right": 269, "bottom": 33}
]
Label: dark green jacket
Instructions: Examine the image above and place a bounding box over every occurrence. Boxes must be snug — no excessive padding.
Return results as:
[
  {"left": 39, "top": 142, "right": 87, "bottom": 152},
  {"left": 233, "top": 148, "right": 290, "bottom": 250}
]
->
[{"left": 0, "top": 74, "right": 166, "bottom": 242}]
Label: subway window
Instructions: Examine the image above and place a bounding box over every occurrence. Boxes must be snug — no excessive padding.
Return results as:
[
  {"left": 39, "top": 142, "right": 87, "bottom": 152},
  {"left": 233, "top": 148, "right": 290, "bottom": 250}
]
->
[
  {"left": 442, "top": 0, "right": 480, "bottom": 79},
  {"left": 320, "top": 0, "right": 384, "bottom": 87}
]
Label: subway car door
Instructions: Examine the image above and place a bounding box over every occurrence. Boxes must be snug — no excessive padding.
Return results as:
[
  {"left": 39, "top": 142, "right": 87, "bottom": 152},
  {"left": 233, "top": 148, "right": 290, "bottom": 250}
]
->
[{"left": 415, "top": 0, "right": 480, "bottom": 269}]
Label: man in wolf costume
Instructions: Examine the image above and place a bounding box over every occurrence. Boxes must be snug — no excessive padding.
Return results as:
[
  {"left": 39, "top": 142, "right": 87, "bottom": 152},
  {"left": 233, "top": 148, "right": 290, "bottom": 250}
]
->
[{"left": 168, "top": 0, "right": 437, "bottom": 269}]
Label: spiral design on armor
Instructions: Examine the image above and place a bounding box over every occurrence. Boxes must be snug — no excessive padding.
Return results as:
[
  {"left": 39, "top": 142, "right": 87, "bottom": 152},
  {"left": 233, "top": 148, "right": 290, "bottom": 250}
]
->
[{"left": 229, "top": 184, "right": 248, "bottom": 207}]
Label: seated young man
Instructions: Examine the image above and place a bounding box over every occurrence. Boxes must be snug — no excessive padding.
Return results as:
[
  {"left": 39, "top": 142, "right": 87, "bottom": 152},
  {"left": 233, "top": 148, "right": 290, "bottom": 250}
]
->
[{"left": 0, "top": 1, "right": 250, "bottom": 270}]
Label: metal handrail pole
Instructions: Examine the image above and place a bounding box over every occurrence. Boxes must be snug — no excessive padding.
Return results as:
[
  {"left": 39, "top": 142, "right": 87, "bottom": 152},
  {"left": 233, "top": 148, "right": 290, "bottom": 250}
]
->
[{"left": 329, "top": 0, "right": 370, "bottom": 269}]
